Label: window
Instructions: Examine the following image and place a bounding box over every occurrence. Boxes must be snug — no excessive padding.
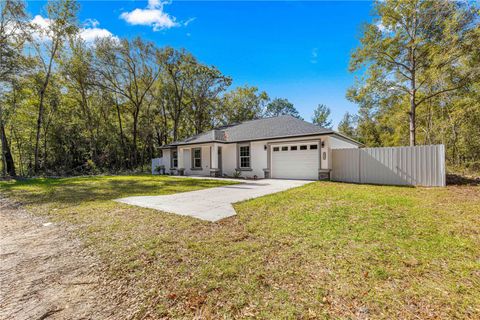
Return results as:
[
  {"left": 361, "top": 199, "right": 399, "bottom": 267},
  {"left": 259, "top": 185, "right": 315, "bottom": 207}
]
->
[
  {"left": 281, "top": 146, "right": 288, "bottom": 151},
  {"left": 300, "top": 145, "right": 307, "bottom": 150},
  {"left": 192, "top": 148, "right": 201, "bottom": 168},
  {"left": 323, "top": 152, "right": 327, "bottom": 160},
  {"left": 290, "top": 146, "right": 297, "bottom": 151},
  {"left": 239, "top": 145, "right": 250, "bottom": 168},
  {"left": 310, "top": 144, "right": 318, "bottom": 150},
  {"left": 171, "top": 150, "right": 178, "bottom": 168},
  {"left": 273, "top": 147, "right": 279, "bottom": 152}
]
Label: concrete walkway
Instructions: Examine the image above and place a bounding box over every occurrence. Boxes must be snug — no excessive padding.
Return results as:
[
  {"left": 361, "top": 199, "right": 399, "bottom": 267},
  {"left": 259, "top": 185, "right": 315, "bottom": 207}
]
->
[{"left": 115, "top": 179, "right": 312, "bottom": 222}]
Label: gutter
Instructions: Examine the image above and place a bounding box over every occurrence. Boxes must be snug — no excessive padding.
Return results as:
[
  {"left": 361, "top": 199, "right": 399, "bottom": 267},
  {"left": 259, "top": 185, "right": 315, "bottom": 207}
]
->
[{"left": 160, "top": 131, "right": 362, "bottom": 148}]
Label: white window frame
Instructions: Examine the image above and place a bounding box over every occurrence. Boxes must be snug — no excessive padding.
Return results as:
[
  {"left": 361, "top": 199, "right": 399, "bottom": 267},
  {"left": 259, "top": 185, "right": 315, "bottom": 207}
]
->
[
  {"left": 239, "top": 144, "right": 251, "bottom": 169},
  {"left": 192, "top": 148, "right": 202, "bottom": 169},
  {"left": 171, "top": 150, "right": 178, "bottom": 168}
]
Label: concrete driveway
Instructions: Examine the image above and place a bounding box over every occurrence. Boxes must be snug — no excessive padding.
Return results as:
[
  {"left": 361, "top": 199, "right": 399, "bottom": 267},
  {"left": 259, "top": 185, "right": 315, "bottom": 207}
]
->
[{"left": 115, "top": 179, "right": 312, "bottom": 222}]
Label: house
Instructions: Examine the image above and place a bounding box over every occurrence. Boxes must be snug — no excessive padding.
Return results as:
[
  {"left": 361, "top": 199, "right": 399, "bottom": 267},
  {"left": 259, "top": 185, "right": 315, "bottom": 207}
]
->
[{"left": 157, "top": 115, "right": 361, "bottom": 180}]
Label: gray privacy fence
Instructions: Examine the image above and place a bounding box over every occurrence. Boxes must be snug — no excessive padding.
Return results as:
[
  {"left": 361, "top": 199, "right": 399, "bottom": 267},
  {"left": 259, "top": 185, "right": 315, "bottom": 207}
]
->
[{"left": 331, "top": 145, "right": 446, "bottom": 187}]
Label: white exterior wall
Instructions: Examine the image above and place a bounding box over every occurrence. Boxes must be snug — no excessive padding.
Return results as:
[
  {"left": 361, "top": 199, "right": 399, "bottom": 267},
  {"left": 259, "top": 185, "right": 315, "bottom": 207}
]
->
[
  {"left": 249, "top": 141, "right": 268, "bottom": 178},
  {"left": 166, "top": 134, "right": 360, "bottom": 179},
  {"left": 319, "top": 136, "right": 360, "bottom": 170},
  {"left": 181, "top": 148, "right": 189, "bottom": 170},
  {"left": 330, "top": 136, "right": 360, "bottom": 149},
  {"left": 163, "top": 149, "right": 171, "bottom": 170},
  {"left": 321, "top": 137, "right": 331, "bottom": 170},
  {"left": 181, "top": 145, "right": 212, "bottom": 176},
  {"left": 221, "top": 143, "right": 236, "bottom": 176}
]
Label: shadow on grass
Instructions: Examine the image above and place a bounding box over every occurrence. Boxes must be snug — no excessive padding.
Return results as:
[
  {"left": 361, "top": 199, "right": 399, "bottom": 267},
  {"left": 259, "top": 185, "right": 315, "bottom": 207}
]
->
[
  {"left": 446, "top": 174, "right": 480, "bottom": 186},
  {"left": 329, "top": 180, "right": 415, "bottom": 188},
  {"left": 0, "top": 175, "right": 234, "bottom": 206}
]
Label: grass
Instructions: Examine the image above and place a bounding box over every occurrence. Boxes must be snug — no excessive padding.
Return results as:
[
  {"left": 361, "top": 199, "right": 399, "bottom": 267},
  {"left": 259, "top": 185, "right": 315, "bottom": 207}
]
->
[{"left": 1, "top": 176, "right": 480, "bottom": 319}]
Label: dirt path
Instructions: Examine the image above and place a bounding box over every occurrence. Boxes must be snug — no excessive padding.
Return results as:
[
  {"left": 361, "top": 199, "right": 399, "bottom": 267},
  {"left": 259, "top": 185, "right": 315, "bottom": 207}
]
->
[{"left": 0, "top": 198, "right": 127, "bottom": 320}]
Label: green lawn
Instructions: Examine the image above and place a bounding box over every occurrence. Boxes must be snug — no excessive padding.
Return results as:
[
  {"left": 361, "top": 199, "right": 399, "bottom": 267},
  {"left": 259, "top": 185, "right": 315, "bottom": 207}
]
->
[{"left": 1, "top": 175, "right": 479, "bottom": 319}]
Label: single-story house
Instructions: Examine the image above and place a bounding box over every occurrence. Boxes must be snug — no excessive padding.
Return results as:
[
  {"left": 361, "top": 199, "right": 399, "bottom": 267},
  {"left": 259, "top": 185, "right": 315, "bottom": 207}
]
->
[{"left": 158, "top": 115, "right": 361, "bottom": 180}]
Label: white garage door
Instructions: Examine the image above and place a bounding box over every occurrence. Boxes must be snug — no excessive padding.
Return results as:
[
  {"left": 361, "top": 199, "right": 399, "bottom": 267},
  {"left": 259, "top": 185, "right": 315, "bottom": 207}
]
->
[{"left": 271, "top": 142, "right": 319, "bottom": 180}]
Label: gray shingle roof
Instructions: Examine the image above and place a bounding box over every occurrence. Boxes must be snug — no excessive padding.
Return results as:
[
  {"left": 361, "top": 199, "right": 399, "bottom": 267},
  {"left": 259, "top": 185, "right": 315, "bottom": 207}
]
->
[{"left": 166, "top": 115, "right": 337, "bottom": 147}]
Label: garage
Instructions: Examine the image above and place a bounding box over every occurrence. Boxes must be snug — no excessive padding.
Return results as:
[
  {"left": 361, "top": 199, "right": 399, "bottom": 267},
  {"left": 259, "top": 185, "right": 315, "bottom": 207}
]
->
[{"left": 271, "top": 142, "right": 319, "bottom": 180}]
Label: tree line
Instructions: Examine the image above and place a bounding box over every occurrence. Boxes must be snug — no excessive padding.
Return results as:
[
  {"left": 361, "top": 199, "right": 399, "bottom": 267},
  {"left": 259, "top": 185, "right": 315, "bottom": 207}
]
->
[
  {"left": 1, "top": 0, "right": 478, "bottom": 177},
  {"left": 1, "top": 0, "right": 330, "bottom": 176},
  {"left": 339, "top": 0, "right": 480, "bottom": 173}
]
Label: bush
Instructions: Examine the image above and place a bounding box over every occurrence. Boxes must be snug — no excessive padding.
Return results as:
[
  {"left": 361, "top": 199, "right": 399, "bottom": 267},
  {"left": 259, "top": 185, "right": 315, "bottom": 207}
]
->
[
  {"left": 233, "top": 170, "right": 242, "bottom": 179},
  {"left": 84, "top": 159, "right": 98, "bottom": 175}
]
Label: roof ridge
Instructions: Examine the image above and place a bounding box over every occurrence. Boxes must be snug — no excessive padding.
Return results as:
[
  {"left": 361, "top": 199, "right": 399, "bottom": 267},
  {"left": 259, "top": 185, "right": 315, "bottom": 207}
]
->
[
  {"left": 166, "top": 115, "right": 341, "bottom": 147},
  {"left": 218, "top": 114, "right": 296, "bottom": 128}
]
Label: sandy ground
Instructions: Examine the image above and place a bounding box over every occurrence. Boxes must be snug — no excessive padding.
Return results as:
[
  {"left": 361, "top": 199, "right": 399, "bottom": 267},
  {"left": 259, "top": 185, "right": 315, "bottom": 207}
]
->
[{"left": 0, "top": 197, "right": 128, "bottom": 320}]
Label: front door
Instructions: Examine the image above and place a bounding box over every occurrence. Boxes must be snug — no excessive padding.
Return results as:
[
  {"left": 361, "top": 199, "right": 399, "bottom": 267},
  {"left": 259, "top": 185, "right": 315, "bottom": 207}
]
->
[{"left": 218, "top": 147, "right": 223, "bottom": 175}]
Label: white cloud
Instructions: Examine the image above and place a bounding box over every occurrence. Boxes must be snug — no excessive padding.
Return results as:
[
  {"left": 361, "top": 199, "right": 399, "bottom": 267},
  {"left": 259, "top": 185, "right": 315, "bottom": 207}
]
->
[
  {"left": 120, "top": 0, "right": 179, "bottom": 31},
  {"left": 84, "top": 18, "right": 100, "bottom": 28},
  {"left": 80, "top": 19, "right": 117, "bottom": 43},
  {"left": 376, "top": 21, "right": 386, "bottom": 32},
  {"left": 31, "top": 14, "right": 51, "bottom": 29},
  {"left": 147, "top": 0, "right": 163, "bottom": 9},
  {"left": 183, "top": 17, "right": 196, "bottom": 26},
  {"left": 30, "top": 15, "right": 115, "bottom": 43},
  {"left": 80, "top": 27, "right": 115, "bottom": 43},
  {"left": 30, "top": 15, "right": 52, "bottom": 40},
  {"left": 375, "top": 20, "right": 396, "bottom": 33}
]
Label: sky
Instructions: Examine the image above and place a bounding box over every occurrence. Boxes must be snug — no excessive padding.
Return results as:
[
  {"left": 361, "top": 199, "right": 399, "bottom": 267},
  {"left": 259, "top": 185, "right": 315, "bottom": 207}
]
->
[{"left": 26, "top": 0, "right": 374, "bottom": 128}]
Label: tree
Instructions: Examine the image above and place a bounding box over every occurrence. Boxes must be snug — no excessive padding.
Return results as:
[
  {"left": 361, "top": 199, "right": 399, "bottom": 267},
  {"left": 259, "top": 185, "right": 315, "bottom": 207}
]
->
[
  {"left": 312, "top": 104, "right": 332, "bottom": 128},
  {"left": 31, "top": 0, "right": 79, "bottom": 173},
  {"left": 157, "top": 48, "right": 194, "bottom": 142},
  {"left": 338, "top": 112, "right": 357, "bottom": 138},
  {"left": 94, "top": 37, "right": 160, "bottom": 166},
  {"left": 264, "top": 98, "right": 302, "bottom": 119},
  {"left": 0, "top": 0, "right": 29, "bottom": 176},
  {"left": 218, "top": 86, "right": 269, "bottom": 125},
  {"left": 349, "top": 0, "right": 479, "bottom": 146},
  {"left": 185, "top": 63, "right": 231, "bottom": 135},
  {"left": 4, "top": 0, "right": 477, "bottom": 178}
]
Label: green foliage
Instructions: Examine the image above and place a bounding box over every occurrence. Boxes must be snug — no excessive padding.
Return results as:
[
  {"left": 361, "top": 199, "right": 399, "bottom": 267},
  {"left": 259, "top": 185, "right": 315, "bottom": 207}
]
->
[
  {"left": 264, "top": 98, "right": 302, "bottom": 119},
  {"left": 311, "top": 104, "right": 333, "bottom": 128},
  {"left": 0, "top": 0, "right": 30, "bottom": 176},
  {"left": 0, "top": 1, "right": 271, "bottom": 177},
  {"left": 154, "top": 165, "right": 164, "bottom": 174},
  {"left": 348, "top": 0, "right": 480, "bottom": 168},
  {"left": 233, "top": 169, "right": 242, "bottom": 179},
  {"left": 218, "top": 86, "right": 269, "bottom": 125},
  {"left": 2, "top": 0, "right": 479, "bottom": 176},
  {"left": 337, "top": 112, "right": 357, "bottom": 138}
]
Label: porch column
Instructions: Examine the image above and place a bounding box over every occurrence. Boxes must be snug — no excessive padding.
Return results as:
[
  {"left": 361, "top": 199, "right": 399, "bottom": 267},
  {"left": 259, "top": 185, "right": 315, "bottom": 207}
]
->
[
  {"left": 177, "top": 147, "right": 185, "bottom": 169},
  {"left": 210, "top": 143, "right": 219, "bottom": 177},
  {"left": 211, "top": 143, "right": 219, "bottom": 169}
]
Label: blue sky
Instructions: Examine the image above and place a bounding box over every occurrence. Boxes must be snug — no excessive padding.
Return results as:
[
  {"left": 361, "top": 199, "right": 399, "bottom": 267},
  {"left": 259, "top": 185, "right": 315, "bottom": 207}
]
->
[{"left": 27, "top": 1, "right": 374, "bottom": 128}]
